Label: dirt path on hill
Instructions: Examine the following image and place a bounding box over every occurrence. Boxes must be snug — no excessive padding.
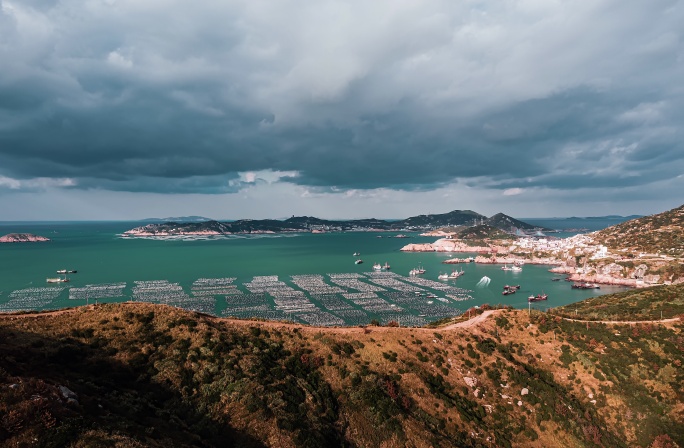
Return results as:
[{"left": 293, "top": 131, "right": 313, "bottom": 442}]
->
[
  {"left": 0, "top": 307, "right": 85, "bottom": 320},
  {"left": 560, "top": 317, "right": 680, "bottom": 325},
  {"left": 439, "top": 310, "right": 499, "bottom": 330}
]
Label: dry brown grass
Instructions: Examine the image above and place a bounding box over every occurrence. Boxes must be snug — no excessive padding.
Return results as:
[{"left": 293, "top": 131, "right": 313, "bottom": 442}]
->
[{"left": 1, "top": 302, "right": 682, "bottom": 447}]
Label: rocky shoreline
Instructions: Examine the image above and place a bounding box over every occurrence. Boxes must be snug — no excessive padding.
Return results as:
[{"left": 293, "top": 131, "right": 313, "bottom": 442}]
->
[
  {"left": 548, "top": 266, "right": 639, "bottom": 287},
  {"left": 0, "top": 233, "right": 50, "bottom": 243},
  {"left": 400, "top": 239, "right": 502, "bottom": 253}
]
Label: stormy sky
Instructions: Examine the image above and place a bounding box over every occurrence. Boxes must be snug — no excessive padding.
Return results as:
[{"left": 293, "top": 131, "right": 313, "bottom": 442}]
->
[{"left": 1, "top": 0, "right": 682, "bottom": 220}]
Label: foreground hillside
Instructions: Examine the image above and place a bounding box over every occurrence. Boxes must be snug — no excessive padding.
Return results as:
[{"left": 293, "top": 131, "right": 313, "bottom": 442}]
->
[{"left": 1, "top": 297, "right": 682, "bottom": 447}]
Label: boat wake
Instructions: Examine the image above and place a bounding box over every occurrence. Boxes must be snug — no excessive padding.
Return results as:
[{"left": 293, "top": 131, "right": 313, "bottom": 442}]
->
[{"left": 476, "top": 276, "right": 491, "bottom": 287}]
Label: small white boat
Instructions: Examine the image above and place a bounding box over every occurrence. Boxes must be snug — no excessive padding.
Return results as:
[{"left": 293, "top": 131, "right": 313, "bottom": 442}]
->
[
  {"left": 510, "top": 265, "right": 522, "bottom": 272},
  {"left": 353, "top": 252, "right": 360, "bottom": 256},
  {"left": 383, "top": 262, "right": 391, "bottom": 270},
  {"left": 46, "top": 275, "right": 69, "bottom": 283},
  {"left": 409, "top": 268, "right": 419, "bottom": 276},
  {"left": 501, "top": 264, "right": 513, "bottom": 271},
  {"left": 355, "top": 259, "right": 363, "bottom": 265},
  {"left": 373, "top": 263, "right": 382, "bottom": 271},
  {"left": 438, "top": 273, "right": 449, "bottom": 280}
]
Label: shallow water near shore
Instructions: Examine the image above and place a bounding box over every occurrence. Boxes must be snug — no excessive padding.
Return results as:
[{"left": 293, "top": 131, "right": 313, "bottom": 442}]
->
[{"left": 0, "top": 221, "right": 629, "bottom": 325}]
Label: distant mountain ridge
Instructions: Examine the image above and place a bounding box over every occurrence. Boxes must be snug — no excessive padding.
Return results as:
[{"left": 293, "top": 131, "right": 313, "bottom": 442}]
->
[
  {"left": 485, "top": 212, "right": 542, "bottom": 231},
  {"left": 124, "top": 210, "right": 545, "bottom": 236}
]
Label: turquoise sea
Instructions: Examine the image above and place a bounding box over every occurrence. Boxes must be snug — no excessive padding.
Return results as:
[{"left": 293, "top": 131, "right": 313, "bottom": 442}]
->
[{"left": 0, "top": 221, "right": 629, "bottom": 326}]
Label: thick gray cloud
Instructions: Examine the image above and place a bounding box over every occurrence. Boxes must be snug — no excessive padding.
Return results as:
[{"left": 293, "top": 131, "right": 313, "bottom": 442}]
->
[{"left": 0, "top": 0, "right": 682, "bottom": 218}]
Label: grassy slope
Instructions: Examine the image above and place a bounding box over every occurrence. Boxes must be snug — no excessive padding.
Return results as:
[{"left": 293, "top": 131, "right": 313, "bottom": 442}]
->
[
  {"left": 0, "top": 300, "right": 682, "bottom": 448},
  {"left": 554, "top": 284, "right": 684, "bottom": 321},
  {"left": 594, "top": 204, "right": 684, "bottom": 256}
]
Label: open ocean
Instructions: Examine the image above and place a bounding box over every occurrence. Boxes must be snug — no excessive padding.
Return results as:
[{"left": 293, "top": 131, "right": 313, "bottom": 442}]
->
[{"left": 0, "top": 219, "right": 632, "bottom": 326}]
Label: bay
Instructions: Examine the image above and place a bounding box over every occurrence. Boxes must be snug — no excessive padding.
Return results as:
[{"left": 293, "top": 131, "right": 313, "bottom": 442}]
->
[{"left": 0, "top": 220, "right": 629, "bottom": 325}]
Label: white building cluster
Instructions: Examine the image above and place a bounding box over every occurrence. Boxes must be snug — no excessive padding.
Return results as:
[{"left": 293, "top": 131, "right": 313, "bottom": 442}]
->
[{"left": 509, "top": 234, "right": 609, "bottom": 260}]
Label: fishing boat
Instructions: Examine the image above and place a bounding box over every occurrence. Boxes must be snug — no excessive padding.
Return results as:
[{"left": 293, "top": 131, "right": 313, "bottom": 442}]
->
[
  {"left": 438, "top": 272, "right": 449, "bottom": 280},
  {"left": 373, "top": 263, "right": 382, "bottom": 271},
  {"left": 528, "top": 293, "right": 548, "bottom": 302},
  {"left": 355, "top": 259, "right": 363, "bottom": 264},
  {"left": 383, "top": 262, "right": 391, "bottom": 270},
  {"left": 510, "top": 265, "right": 522, "bottom": 272},
  {"left": 501, "top": 264, "right": 513, "bottom": 271},
  {"left": 448, "top": 269, "right": 464, "bottom": 279},
  {"left": 410, "top": 264, "right": 427, "bottom": 276}
]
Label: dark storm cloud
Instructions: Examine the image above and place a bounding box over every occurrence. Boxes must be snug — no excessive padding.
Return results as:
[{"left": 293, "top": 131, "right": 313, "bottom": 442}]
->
[{"left": 0, "top": 0, "right": 682, "bottom": 199}]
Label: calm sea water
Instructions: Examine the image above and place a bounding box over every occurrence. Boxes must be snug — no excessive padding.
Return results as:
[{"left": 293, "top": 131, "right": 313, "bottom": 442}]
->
[{"left": 0, "top": 220, "right": 630, "bottom": 325}]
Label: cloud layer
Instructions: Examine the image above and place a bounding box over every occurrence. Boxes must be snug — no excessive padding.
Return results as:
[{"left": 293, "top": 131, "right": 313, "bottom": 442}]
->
[{"left": 0, "top": 0, "right": 682, "bottom": 217}]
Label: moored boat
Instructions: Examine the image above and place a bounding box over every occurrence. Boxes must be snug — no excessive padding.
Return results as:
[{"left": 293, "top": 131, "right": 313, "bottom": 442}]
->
[
  {"left": 572, "top": 282, "right": 600, "bottom": 289},
  {"left": 528, "top": 293, "right": 548, "bottom": 302},
  {"left": 373, "top": 263, "right": 382, "bottom": 271},
  {"left": 437, "top": 272, "right": 449, "bottom": 280},
  {"left": 502, "top": 284, "right": 520, "bottom": 295}
]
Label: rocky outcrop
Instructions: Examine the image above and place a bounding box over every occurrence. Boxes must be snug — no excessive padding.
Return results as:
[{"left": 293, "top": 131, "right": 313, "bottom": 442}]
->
[
  {"left": 0, "top": 233, "right": 50, "bottom": 243},
  {"left": 566, "top": 273, "right": 638, "bottom": 287},
  {"left": 400, "top": 239, "right": 493, "bottom": 253},
  {"left": 124, "top": 229, "right": 223, "bottom": 237}
]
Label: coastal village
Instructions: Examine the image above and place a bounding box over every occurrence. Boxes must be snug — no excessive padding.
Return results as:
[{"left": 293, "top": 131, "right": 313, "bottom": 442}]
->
[{"left": 401, "top": 204, "right": 684, "bottom": 288}]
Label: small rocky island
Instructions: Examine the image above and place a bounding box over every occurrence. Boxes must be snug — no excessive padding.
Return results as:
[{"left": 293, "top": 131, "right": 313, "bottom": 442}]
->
[{"left": 0, "top": 233, "right": 50, "bottom": 243}]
